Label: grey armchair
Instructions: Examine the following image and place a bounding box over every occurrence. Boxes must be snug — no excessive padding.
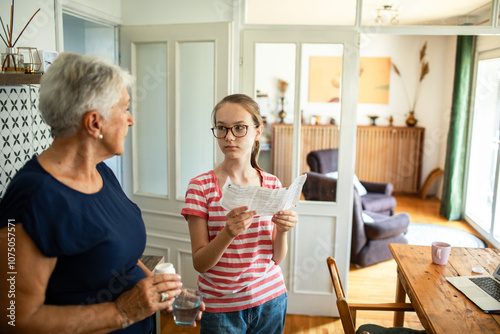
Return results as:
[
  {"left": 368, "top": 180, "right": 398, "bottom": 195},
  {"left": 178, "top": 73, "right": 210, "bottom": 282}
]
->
[
  {"left": 351, "top": 188, "right": 409, "bottom": 267},
  {"left": 302, "top": 172, "right": 410, "bottom": 267},
  {"left": 306, "top": 148, "right": 396, "bottom": 215}
]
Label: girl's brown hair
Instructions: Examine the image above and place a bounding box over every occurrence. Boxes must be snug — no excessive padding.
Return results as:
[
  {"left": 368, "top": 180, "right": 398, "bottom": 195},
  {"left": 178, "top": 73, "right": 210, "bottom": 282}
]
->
[{"left": 212, "top": 94, "right": 263, "bottom": 171}]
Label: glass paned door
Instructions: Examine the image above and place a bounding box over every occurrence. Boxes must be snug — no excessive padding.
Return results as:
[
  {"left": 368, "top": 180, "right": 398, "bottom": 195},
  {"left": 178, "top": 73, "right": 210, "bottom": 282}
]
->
[
  {"left": 299, "top": 43, "right": 343, "bottom": 187},
  {"left": 241, "top": 29, "right": 359, "bottom": 317},
  {"left": 465, "top": 55, "right": 500, "bottom": 242},
  {"left": 253, "top": 42, "right": 344, "bottom": 190},
  {"left": 254, "top": 43, "right": 297, "bottom": 184},
  {"left": 179, "top": 42, "right": 215, "bottom": 198},
  {"left": 119, "top": 23, "right": 231, "bottom": 283},
  {"left": 134, "top": 42, "right": 168, "bottom": 196},
  {"left": 120, "top": 22, "right": 231, "bottom": 212}
]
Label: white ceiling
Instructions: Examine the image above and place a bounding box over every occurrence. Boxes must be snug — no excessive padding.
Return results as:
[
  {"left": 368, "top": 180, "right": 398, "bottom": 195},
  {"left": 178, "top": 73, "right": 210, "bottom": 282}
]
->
[
  {"left": 363, "top": 0, "right": 492, "bottom": 25},
  {"left": 246, "top": 0, "right": 493, "bottom": 26}
]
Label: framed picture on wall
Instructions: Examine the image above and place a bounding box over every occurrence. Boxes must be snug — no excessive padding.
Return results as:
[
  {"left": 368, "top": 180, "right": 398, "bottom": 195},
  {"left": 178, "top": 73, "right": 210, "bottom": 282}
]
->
[{"left": 308, "top": 56, "right": 391, "bottom": 104}]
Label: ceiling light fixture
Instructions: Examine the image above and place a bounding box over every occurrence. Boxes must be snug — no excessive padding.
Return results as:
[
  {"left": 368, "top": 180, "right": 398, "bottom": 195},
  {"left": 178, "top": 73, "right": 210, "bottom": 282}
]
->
[{"left": 375, "top": 5, "right": 399, "bottom": 25}]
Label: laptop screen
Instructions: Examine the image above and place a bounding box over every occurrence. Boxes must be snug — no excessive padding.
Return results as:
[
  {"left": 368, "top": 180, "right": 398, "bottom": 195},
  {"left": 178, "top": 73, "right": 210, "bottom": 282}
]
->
[{"left": 494, "top": 264, "right": 500, "bottom": 280}]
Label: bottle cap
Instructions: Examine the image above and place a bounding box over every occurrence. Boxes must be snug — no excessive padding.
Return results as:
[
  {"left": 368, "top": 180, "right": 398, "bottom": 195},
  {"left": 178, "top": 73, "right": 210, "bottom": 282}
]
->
[{"left": 154, "top": 262, "right": 176, "bottom": 274}]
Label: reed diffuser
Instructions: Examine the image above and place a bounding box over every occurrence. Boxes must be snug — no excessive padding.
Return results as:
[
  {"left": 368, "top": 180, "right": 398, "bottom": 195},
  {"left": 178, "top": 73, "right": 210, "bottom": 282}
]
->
[{"left": 0, "top": 1, "right": 40, "bottom": 73}]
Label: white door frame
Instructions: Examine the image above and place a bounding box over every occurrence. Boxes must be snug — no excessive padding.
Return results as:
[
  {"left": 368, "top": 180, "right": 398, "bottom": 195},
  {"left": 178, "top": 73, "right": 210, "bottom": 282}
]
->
[
  {"left": 119, "top": 22, "right": 232, "bottom": 289},
  {"left": 241, "top": 29, "right": 360, "bottom": 316},
  {"left": 54, "top": 0, "right": 122, "bottom": 53}
]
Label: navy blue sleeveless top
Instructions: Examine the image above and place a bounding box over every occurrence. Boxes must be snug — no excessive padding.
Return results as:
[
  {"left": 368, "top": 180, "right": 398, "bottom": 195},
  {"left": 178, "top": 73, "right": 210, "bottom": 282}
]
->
[{"left": 0, "top": 156, "right": 152, "bottom": 333}]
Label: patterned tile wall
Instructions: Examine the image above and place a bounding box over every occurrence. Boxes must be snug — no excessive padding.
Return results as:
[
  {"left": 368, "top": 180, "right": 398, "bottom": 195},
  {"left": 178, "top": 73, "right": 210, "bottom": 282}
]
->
[{"left": 0, "top": 85, "right": 52, "bottom": 199}]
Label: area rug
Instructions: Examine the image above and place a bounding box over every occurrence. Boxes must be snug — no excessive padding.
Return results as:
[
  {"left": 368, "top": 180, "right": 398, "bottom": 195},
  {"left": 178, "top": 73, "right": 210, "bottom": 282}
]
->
[{"left": 405, "top": 223, "right": 487, "bottom": 248}]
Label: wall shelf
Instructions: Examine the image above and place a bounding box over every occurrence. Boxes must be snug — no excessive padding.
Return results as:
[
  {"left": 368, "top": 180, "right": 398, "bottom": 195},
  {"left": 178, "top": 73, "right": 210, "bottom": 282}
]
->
[{"left": 0, "top": 73, "right": 41, "bottom": 85}]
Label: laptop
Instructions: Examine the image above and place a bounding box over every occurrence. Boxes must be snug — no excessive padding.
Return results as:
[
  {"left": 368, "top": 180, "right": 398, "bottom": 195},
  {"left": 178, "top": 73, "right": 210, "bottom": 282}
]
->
[{"left": 446, "top": 263, "right": 500, "bottom": 313}]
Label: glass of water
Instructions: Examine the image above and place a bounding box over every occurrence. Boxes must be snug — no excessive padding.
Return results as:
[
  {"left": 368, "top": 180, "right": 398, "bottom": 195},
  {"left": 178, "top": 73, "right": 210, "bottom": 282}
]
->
[{"left": 172, "top": 288, "right": 203, "bottom": 326}]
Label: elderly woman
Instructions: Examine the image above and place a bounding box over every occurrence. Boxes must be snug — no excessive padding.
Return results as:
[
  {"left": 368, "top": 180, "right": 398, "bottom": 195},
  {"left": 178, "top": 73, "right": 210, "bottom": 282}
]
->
[{"left": 0, "top": 52, "right": 198, "bottom": 333}]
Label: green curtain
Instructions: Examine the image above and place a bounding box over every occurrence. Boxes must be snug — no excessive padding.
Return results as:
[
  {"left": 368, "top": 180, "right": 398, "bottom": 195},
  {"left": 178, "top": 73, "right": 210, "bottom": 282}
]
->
[{"left": 439, "top": 36, "right": 476, "bottom": 220}]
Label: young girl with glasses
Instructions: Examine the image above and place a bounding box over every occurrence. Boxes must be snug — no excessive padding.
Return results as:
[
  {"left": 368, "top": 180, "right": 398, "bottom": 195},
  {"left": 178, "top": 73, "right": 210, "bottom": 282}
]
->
[{"left": 181, "top": 94, "right": 298, "bottom": 333}]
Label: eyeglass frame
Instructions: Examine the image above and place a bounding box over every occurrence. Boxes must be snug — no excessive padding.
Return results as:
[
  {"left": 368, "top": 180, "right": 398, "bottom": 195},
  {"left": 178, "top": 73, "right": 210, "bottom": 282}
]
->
[{"left": 211, "top": 124, "right": 258, "bottom": 139}]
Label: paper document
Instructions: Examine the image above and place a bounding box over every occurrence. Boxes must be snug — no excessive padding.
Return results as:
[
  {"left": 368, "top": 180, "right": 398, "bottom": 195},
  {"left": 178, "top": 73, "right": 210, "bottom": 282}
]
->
[{"left": 221, "top": 174, "right": 307, "bottom": 216}]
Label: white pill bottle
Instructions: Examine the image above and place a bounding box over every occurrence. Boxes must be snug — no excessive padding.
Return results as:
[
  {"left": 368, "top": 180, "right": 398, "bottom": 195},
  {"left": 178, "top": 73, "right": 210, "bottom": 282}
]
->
[{"left": 154, "top": 263, "right": 176, "bottom": 274}]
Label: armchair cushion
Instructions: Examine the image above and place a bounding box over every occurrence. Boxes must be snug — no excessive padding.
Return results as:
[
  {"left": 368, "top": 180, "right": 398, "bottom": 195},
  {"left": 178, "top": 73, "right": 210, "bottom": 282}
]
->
[
  {"left": 362, "top": 212, "right": 375, "bottom": 223},
  {"left": 352, "top": 188, "right": 409, "bottom": 267},
  {"left": 325, "top": 171, "right": 367, "bottom": 196},
  {"left": 361, "top": 181, "right": 393, "bottom": 196},
  {"left": 364, "top": 212, "right": 410, "bottom": 240},
  {"left": 361, "top": 193, "right": 397, "bottom": 215}
]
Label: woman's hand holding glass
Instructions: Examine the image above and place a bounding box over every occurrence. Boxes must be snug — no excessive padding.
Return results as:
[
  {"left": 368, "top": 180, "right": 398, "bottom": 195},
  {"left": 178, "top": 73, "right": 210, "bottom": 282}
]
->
[
  {"left": 115, "top": 273, "right": 182, "bottom": 327},
  {"left": 160, "top": 289, "right": 206, "bottom": 328},
  {"left": 272, "top": 210, "right": 298, "bottom": 232}
]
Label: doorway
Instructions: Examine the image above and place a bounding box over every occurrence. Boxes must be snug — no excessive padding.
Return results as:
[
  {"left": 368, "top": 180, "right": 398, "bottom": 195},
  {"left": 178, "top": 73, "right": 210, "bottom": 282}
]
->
[
  {"left": 241, "top": 29, "right": 360, "bottom": 316},
  {"left": 61, "top": 13, "right": 121, "bottom": 180},
  {"left": 119, "top": 22, "right": 232, "bottom": 290}
]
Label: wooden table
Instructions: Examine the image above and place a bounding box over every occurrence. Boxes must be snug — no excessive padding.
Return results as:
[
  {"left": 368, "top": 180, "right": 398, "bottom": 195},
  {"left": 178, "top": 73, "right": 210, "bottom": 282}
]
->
[
  {"left": 140, "top": 255, "right": 164, "bottom": 272},
  {"left": 389, "top": 243, "right": 500, "bottom": 333}
]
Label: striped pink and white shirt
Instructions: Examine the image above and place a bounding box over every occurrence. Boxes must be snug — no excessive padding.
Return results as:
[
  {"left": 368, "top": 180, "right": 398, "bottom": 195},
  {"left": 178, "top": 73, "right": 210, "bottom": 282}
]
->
[{"left": 181, "top": 170, "right": 287, "bottom": 313}]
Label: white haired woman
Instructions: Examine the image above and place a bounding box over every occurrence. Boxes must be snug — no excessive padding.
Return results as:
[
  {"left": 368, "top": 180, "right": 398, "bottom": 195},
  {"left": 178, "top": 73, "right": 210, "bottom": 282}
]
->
[{"left": 0, "top": 52, "right": 202, "bottom": 333}]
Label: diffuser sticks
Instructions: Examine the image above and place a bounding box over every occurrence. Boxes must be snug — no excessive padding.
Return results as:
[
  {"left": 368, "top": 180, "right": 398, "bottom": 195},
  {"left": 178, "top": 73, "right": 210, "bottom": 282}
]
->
[{"left": 1, "top": 1, "right": 40, "bottom": 71}]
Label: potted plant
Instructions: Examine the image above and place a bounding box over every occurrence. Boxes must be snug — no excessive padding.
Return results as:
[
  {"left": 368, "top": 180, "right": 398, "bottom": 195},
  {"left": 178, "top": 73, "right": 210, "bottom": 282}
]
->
[{"left": 392, "top": 42, "right": 430, "bottom": 126}]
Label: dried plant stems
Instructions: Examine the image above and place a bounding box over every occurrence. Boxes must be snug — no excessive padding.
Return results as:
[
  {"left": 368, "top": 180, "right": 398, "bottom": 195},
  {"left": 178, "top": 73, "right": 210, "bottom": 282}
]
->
[
  {"left": 0, "top": 0, "right": 40, "bottom": 48},
  {"left": 392, "top": 41, "right": 430, "bottom": 112},
  {"left": 392, "top": 63, "right": 411, "bottom": 111},
  {"left": 9, "top": 3, "right": 13, "bottom": 45},
  {"left": 0, "top": 1, "right": 41, "bottom": 71},
  {"left": 0, "top": 17, "right": 9, "bottom": 46},
  {"left": 0, "top": 28, "right": 7, "bottom": 47},
  {"left": 412, "top": 42, "right": 429, "bottom": 111},
  {"left": 12, "top": 8, "right": 40, "bottom": 47}
]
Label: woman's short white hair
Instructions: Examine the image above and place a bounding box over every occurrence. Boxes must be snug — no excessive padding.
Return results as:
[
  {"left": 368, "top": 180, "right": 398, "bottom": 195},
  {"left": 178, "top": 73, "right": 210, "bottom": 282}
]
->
[{"left": 39, "top": 52, "right": 134, "bottom": 137}]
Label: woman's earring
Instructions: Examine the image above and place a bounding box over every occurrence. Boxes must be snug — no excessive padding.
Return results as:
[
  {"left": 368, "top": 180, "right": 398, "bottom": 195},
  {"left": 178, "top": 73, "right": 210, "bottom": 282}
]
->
[{"left": 98, "top": 134, "right": 103, "bottom": 139}]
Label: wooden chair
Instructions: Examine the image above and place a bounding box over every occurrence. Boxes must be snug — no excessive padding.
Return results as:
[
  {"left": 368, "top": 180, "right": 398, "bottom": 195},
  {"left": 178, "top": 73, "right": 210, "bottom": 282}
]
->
[{"left": 326, "top": 257, "right": 423, "bottom": 334}]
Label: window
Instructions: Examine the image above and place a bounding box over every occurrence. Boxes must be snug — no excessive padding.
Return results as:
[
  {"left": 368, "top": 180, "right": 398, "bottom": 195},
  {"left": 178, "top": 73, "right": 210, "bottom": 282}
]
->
[{"left": 465, "top": 50, "right": 500, "bottom": 247}]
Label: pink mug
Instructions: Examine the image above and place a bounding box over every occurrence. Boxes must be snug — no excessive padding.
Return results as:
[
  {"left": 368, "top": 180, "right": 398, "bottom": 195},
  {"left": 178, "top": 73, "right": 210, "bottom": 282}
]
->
[{"left": 432, "top": 242, "right": 451, "bottom": 265}]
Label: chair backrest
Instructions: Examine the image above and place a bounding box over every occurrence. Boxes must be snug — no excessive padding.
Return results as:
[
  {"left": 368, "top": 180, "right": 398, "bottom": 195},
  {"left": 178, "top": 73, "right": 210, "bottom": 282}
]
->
[
  {"left": 302, "top": 172, "right": 337, "bottom": 202},
  {"left": 326, "top": 257, "right": 356, "bottom": 334},
  {"left": 306, "top": 148, "right": 339, "bottom": 174}
]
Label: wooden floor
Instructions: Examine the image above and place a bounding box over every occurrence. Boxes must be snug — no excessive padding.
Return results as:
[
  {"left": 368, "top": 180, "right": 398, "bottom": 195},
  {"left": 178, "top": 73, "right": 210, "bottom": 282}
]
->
[{"left": 161, "top": 195, "right": 492, "bottom": 334}]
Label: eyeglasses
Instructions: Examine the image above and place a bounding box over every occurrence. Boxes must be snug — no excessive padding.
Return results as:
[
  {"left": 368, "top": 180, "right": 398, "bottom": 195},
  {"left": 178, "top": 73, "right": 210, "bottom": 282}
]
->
[{"left": 211, "top": 125, "right": 258, "bottom": 139}]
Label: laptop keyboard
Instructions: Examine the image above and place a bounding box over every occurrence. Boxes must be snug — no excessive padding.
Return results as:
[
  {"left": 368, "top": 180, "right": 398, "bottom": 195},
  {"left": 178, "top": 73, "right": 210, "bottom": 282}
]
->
[{"left": 470, "top": 277, "right": 500, "bottom": 302}]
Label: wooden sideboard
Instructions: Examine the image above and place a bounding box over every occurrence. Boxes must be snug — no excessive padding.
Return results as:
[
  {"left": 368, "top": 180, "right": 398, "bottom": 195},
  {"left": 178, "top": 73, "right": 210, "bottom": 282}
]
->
[{"left": 271, "top": 124, "right": 424, "bottom": 194}]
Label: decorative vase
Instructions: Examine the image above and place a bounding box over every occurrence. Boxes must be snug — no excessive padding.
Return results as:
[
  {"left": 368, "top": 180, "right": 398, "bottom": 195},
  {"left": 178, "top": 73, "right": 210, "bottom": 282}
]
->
[
  {"left": 368, "top": 115, "right": 379, "bottom": 126},
  {"left": 406, "top": 111, "right": 417, "bottom": 127},
  {"left": 2, "top": 47, "right": 24, "bottom": 73},
  {"left": 278, "top": 97, "right": 286, "bottom": 123}
]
